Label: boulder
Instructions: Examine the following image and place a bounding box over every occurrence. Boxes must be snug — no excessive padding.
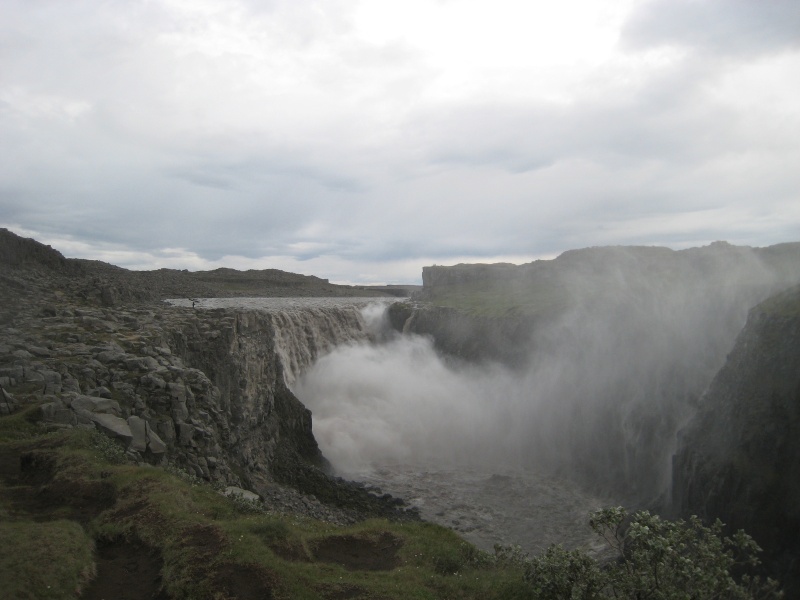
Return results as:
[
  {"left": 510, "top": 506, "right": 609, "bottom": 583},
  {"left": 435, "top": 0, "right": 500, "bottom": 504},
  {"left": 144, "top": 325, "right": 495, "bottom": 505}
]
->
[
  {"left": 124, "top": 356, "right": 160, "bottom": 371},
  {"left": 127, "top": 416, "right": 148, "bottom": 452},
  {"left": 140, "top": 373, "right": 167, "bottom": 390},
  {"left": 1, "top": 387, "right": 18, "bottom": 415},
  {"left": 41, "top": 401, "right": 77, "bottom": 426},
  {"left": 69, "top": 395, "right": 121, "bottom": 416},
  {"left": 145, "top": 422, "right": 167, "bottom": 454},
  {"left": 94, "top": 386, "right": 113, "bottom": 399},
  {"left": 224, "top": 487, "right": 260, "bottom": 502},
  {"left": 95, "top": 350, "right": 128, "bottom": 364},
  {"left": 155, "top": 419, "right": 176, "bottom": 445},
  {"left": 28, "top": 346, "right": 52, "bottom": 358},
  {"left": 178, "top": 422, "right": 195, "bottom": 445},
  {"left": 89, "top": 413, "right": 133, "bottom": 445},
  {"left": 171, "top": 397, "right": 189, "bottom": 423}
]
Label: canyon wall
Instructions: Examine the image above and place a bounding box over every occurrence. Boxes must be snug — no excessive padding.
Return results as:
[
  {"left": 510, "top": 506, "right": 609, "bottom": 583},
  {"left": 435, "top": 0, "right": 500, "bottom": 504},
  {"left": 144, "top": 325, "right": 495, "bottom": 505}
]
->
[
  {"left": 0, "top": 228, "right": 405, "bottom": 518},
  {"left": 672, "top": 285, "right": 800, "bottom": 589},
  {"left": 394, "top": 242, "right": 800, "bottom": 505}
]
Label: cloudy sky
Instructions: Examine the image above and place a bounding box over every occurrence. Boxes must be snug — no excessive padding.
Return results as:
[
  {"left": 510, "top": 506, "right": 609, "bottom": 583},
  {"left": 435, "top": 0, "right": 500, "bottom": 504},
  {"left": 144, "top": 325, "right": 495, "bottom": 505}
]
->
[{"left": 1, "top": 0, "right": 799, "bottom": 284}]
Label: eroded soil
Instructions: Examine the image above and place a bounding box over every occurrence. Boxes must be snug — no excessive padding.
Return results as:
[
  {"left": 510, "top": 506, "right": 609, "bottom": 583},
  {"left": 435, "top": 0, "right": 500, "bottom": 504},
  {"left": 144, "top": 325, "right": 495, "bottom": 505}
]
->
[
  {"left": 82, "top": 538, "right": 169, "bottom": 600},
  {"left": 313, "top": 532, "right": 402, "bottom": 572}
]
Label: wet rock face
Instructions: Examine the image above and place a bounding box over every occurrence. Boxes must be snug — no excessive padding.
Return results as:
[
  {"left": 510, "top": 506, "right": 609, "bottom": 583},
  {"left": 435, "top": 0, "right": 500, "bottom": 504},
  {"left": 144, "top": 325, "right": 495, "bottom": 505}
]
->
[
  {"left": 389, "top": 303, "right": 537, "bottom": 368},
  {"left": 672, "top": 285, "right": 800, "bottom": 589}
]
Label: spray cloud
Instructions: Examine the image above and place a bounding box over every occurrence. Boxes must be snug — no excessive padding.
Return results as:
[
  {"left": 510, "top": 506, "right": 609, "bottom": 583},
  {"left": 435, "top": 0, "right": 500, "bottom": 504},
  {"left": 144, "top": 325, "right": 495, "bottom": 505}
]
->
[{"left": 294, "top": 244, "right": 800, "bottom": 502}]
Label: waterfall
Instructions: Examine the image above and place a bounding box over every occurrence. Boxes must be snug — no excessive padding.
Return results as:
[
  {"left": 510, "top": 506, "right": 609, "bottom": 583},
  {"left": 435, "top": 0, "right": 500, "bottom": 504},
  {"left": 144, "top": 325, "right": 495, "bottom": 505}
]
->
[
  {"left": 166, "top": 296, "right": 397, "bottom": 386},
  {"left": 270, "top": 306, "right": 374, "bottom": 386}
]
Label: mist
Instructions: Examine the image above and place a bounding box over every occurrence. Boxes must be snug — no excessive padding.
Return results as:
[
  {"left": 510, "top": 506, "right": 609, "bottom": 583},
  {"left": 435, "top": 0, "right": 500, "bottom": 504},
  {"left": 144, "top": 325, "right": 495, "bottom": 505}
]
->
[
  {"left": 294, "top": 244, "right": 800, "bottom": 503},
  {"left": 294, "top": 335, "right": 524, "bottom": 473}
]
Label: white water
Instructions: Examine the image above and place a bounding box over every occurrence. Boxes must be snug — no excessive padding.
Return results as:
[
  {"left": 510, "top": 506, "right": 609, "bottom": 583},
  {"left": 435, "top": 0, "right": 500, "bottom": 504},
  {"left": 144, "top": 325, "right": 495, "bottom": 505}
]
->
[
  {"left": 166, "top": 297, "right": 394, "bottom": 384},
  {"left": 290, "top": 316, "right": 617, "bottom": 555}
]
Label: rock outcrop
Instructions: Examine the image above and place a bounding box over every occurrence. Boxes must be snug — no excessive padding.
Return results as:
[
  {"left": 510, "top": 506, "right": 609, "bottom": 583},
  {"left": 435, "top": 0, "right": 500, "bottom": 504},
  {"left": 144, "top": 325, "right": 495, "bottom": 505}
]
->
[
  {"left": 672, "top": 284, "right": 800, "bottom": 590},
  {"left": 388, "top": 302, "right": 538, "bottom": 367}
]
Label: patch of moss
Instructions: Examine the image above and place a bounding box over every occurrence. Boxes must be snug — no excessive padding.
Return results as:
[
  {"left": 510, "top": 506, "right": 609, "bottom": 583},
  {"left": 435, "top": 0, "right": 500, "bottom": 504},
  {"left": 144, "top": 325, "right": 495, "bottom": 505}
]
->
[
  {"left": 0, "top": 420, "right": 533, "bottom": 599},
  {"left": 0, "top": 520, "right": 95, "bottom": 599}
]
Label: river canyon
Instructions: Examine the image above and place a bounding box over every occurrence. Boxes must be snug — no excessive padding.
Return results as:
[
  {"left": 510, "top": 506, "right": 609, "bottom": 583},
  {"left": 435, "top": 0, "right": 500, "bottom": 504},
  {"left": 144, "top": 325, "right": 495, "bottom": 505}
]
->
[
  {"left": 5, "top": 228, "right": 800, "bottom": 593},
  {"left": 170, "top": 297, "right": 617, "bottom": 556}
]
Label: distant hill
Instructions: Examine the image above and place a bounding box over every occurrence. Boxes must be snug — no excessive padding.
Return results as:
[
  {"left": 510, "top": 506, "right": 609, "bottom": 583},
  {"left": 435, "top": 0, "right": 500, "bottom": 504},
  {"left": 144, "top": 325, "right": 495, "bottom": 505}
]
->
[
  {"left": 0, "top": 228, "right": 407, "bottom": 306},
  {"left": 418, "top": 241, "right": 800, "bottom": 317}
]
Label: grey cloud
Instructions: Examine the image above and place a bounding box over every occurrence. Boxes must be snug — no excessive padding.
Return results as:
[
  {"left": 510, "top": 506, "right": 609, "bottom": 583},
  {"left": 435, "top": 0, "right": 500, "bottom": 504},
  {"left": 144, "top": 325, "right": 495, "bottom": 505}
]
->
[
  {"left": 622, "top": 0, "right": 800, "bottom": 56},
  {"left": 1, "top": 0, "right": 797, "bottom": 283},
  {"left": 164, "top": 155, "right": 366, "bottom": 194},
  {"left": 411, "top": 89, "right": 742, "bottom": 175}
]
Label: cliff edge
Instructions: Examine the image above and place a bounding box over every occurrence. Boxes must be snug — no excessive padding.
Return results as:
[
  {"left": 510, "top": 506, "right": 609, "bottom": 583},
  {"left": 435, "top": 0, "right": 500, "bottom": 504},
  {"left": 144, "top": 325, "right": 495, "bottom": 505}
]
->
[{"left": 0, "top": 228, "right": 410, "bottom": 521}]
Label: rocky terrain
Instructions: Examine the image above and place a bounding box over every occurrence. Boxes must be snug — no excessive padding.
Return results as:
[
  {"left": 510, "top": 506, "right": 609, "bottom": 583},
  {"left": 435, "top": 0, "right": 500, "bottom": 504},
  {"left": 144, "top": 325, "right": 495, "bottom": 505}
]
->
[
  {"left": 0, "top": 227, "right": 410, "bottom": 307},
  {"left": 1, "top": 228, "right": 456, "bottom": 598},
  {"left": 0, "top": 228, "right": 417, "bottom": 522},
  {"left": 3, "top": 226, "right": 800, "bottom": 597}
]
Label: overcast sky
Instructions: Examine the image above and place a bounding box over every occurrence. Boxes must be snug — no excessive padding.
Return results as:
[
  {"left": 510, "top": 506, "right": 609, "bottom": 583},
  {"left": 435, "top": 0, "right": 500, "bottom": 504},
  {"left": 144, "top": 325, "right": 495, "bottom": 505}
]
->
[{"left": 1, "top": 0, "right": 799, "bottom": 284}]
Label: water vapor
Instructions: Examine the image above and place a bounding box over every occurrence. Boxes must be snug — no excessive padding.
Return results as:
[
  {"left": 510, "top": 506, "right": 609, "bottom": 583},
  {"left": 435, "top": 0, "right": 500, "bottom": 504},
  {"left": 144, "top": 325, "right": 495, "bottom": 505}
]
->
[
  {"left": 294, "top": 335, "right": 522, "bottom": 474},
  {"left": 294, "top": 244, "right": 800, "bottom": 503}
]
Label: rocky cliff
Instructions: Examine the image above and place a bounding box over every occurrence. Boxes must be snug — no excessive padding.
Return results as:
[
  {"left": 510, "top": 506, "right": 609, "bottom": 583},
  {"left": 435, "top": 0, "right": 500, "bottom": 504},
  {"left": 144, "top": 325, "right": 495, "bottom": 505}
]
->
[
  {"left": 672, "top": 284, "right": 800, "bottom": 589},
  {"left": 0, "top": 228, "right": 410, "bottom": 521},
  {"left": 387, "top": 302, "right": 538, "bottom": 367}
]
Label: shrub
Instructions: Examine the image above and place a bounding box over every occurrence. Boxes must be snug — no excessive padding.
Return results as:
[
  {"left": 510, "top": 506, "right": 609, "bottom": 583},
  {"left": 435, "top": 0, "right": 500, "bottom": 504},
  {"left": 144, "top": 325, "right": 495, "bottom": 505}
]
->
[
  {"left": 524, "top": 507, "right": 783, "bottom": 599},
  {"left": 89, "top": 430, "right": 128, "bottom": 464}
]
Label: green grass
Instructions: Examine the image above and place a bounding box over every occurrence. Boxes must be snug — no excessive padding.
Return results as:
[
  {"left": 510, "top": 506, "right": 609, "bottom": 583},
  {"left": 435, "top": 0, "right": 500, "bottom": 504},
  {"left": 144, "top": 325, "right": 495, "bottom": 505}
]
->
[
  {"left": 0, "top": 520, "right": 95, "bottom": 599},
  {"left": 0, "top": 412, "right": 537, "bottom": 599},
  {"left": 0, "top": 404, "right": 45, "bottom": 442},
  {"left": 425, "top": 280, "right": 573, "bottom": 319}
]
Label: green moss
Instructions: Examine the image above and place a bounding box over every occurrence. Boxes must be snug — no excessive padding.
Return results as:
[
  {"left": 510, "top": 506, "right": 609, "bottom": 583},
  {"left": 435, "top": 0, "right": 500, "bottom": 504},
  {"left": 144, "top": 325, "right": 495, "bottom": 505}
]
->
[
  {"left": 0, "top": 422, "right": 534, "bottom": 599},
  {"left": 0, "top": 520, "right": 95, "bottom": 599},
  {"left": 0, "top": 404, "right": 44, "bottom": 442}
]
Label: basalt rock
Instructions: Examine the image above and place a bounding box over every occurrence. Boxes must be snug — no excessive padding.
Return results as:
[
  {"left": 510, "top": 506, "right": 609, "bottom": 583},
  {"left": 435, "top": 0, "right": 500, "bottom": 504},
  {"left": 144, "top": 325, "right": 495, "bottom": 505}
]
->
[{"left": 1, "top": 230, "right": 413, "bottom": 522}]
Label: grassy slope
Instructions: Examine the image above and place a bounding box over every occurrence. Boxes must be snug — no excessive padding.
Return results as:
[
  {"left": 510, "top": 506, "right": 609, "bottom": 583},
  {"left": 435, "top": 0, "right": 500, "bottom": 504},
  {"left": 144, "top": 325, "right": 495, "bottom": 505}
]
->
[
  {"left": 424, "top": 280, "right": 573, "bottom": 318},
  {"left": 0, "top": 408, "right": 534, "bottom": 600},
  {"left": 756, "top": 284, "right": 800, "bottom": 317}
]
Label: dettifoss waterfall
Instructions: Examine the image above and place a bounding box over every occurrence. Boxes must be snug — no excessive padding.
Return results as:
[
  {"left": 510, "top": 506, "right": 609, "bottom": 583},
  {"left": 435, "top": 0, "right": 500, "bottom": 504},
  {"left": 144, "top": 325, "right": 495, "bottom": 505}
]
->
[{"left": 169, "top": 297, "right": 615, "bottom": 556}]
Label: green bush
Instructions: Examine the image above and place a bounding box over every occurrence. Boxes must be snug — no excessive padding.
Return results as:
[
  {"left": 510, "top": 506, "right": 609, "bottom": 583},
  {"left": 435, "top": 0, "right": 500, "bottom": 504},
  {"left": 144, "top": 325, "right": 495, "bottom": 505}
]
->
[
  {"left": 89, "top": 430, "right": 128, "bottom": 464},
  {"left": 524, "top": 507, "right": 783, "bottom": 599}
]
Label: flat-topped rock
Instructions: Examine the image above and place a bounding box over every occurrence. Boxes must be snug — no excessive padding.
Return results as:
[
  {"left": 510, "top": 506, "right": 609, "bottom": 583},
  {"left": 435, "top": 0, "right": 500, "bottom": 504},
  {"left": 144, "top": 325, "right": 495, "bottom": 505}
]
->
[
  {"left": 89, "top": 413, "right": 133, "bottom": 445},
  {"left": 67, "top": 395, "right": 122, "bottom": 416}
]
